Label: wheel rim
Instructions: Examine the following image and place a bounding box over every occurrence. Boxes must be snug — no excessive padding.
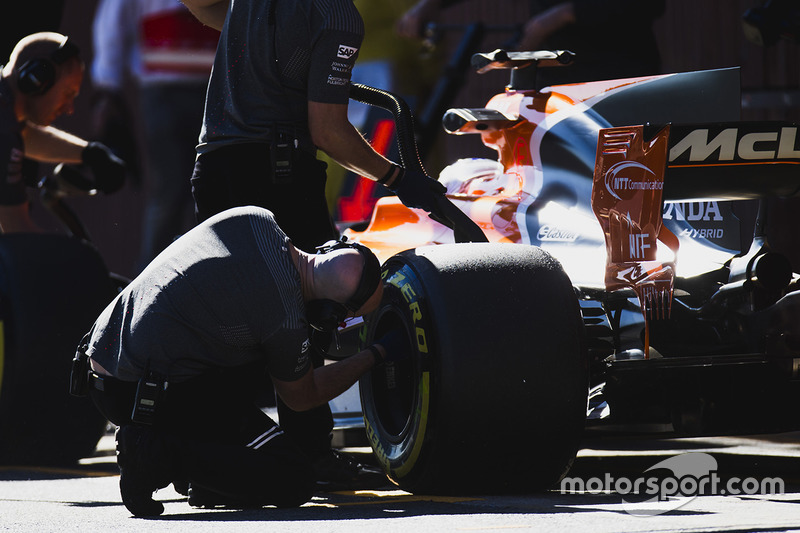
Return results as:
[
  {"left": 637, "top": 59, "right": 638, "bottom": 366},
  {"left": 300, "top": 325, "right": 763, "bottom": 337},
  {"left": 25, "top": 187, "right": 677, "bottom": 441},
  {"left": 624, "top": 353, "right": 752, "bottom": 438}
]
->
[{"left": 368, "top": 308, "right": 416, "bottom": 443}]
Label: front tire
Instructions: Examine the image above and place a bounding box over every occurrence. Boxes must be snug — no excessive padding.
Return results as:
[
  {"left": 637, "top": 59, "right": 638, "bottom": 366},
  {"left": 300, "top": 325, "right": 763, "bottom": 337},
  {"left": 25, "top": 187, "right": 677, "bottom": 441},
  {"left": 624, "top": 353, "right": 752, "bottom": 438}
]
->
[{"left": 360, "top": 243, "right": 587, "bottom": 494}]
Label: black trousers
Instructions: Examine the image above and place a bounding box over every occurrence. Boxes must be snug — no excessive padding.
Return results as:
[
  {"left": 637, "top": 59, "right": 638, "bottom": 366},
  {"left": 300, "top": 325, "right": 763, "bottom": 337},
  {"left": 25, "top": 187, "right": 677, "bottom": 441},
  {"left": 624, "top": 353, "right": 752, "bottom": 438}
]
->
[
  {"left": 90, "top": 365, "right": 314, "bottom": 507},
  {"left": 191, "top": 142, "right": 338, "bottom": 253},
  {"left": 191, "top": 143, "right": 337, "bottom": 458}
]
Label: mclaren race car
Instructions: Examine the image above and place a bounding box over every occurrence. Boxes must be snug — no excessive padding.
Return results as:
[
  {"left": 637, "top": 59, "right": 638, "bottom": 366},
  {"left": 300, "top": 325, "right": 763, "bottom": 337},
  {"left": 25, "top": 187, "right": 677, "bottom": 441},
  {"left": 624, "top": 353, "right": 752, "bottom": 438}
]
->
[{"left": 344, "top": 50, "right": 800, "bottom": 494}]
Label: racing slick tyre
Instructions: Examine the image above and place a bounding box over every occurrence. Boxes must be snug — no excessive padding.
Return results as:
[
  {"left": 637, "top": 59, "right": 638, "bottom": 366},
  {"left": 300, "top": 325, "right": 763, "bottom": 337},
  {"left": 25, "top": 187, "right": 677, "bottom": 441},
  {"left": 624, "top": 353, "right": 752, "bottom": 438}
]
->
[
  {"left": 0, "top": 234, "right": 116, "bottom": 465},
  {"left": 360, "top": 243, "right": 587, "bottom": 494}
]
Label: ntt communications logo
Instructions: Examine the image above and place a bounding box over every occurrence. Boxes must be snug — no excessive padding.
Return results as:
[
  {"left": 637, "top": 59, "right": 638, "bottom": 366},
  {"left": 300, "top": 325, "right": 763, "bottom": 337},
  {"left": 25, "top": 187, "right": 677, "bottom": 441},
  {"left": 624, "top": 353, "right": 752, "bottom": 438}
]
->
[{"left": 560, "top": 453, "right": 784, "bottom": 516}]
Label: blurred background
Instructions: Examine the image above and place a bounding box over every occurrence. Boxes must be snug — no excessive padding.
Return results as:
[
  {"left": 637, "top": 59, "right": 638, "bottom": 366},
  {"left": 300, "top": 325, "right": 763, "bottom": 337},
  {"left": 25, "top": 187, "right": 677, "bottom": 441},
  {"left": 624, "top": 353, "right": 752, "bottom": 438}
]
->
[{"left": 2, "top": 0, "right": 797, "bottom": 279}]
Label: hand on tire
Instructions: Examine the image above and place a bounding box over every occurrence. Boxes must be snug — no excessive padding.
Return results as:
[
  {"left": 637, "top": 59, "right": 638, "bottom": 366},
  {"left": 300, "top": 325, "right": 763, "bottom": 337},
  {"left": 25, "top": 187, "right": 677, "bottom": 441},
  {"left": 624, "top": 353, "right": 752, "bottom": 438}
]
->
[
  {"left": 389, "top": 168, "right": 446, "bottom": 213},
  {"left": 374, "top": 329, "right": 409, "bottom": 364}
]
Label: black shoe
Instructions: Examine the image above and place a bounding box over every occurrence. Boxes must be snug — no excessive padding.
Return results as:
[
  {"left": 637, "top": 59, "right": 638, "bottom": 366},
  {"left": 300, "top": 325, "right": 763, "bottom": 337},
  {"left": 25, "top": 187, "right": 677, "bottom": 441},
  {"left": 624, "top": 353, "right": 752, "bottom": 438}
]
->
[
  {"left": 187, "top": 485, "right": 264, "bottom": 510},
  {"left": 172, "top": 480, "right": 189, "bottom": 497},
  {"left": 312, "top": 450, "right": 388, "bottom": 491},
  {"left": 115, "top": 425, "right": 172, "bottom": 517}
]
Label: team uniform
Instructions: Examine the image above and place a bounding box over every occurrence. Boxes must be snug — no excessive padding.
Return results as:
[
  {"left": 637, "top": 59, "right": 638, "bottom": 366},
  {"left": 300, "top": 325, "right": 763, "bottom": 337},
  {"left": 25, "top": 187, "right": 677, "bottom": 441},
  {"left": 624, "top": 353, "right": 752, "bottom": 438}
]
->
[
  {"left": 0, "top": 78, "right": 29, "bottom": 208},
  {"left": 86, "top": 206, "right": 315, "bottom": 507},
  {"left": 87, "top": 206, "right": 311, "bottom": 384},
  {"left": 191, "top": 0, "right": 365, "bottom": 253}
]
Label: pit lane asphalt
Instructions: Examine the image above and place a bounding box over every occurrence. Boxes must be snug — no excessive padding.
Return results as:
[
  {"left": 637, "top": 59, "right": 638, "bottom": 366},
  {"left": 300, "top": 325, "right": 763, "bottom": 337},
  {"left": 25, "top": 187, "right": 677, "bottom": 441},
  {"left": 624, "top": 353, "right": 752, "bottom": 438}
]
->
[{"left": 2, "top": 432, "right": 800, "bottom": 532}]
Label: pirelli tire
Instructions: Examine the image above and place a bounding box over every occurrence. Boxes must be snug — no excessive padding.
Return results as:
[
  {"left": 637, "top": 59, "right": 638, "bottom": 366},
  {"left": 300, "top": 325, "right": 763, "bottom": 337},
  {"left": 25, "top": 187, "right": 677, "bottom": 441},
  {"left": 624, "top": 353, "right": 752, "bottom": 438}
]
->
[{"left": 360, "top": 243, "right": 588, "bottom": 494}]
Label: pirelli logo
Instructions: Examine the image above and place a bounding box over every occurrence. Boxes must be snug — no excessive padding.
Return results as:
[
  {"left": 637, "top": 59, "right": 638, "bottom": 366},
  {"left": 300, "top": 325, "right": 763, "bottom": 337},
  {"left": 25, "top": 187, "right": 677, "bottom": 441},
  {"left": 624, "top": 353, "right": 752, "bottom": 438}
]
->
[{"left": 669, "top": 124, "right": 800, "bottom": 164}]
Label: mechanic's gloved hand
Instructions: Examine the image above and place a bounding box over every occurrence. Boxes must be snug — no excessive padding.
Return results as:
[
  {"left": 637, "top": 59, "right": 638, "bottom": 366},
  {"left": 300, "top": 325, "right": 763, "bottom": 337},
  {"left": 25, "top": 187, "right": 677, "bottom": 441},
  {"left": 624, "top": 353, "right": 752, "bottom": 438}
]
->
[
  {"left": 388, "top": 167, "right": 446, "bottom": 213},
  {"left": 81, "top": 142, "right": 126, "bottom": 194},
  {"left": 373, "top": 329, "right": 410, "bottom": 364}
]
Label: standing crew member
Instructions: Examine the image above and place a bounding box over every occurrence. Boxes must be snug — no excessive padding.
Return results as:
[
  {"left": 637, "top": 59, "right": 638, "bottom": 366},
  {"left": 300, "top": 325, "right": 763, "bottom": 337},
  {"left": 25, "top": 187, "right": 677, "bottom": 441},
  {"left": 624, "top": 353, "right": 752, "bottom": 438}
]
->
[{"left": 183, "top": 0, "right": 446, "bottom": 251}]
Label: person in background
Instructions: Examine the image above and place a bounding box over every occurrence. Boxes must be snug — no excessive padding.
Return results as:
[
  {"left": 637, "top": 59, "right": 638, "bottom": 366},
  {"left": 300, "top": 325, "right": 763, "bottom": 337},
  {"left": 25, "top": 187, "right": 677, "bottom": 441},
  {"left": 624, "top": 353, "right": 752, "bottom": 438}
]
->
[
  {"left": 0, "top": 1, "right": 67, "bottom": 193},
  {"left": 397, "top": 0, "right": 665, "bottom": 86},
  {"left": 91, "top": 0, "right": 219, "bottom": 271},
  {"left": 0, "top": 32, "right": 125, "bottom": 233}
]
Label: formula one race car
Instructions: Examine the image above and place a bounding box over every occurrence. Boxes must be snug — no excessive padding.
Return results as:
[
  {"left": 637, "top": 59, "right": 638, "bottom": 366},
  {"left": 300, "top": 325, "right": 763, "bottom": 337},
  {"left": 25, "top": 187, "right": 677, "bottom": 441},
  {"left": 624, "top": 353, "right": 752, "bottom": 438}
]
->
[{"left": 345, "top": 50, "right": 800, "bottom": 494}]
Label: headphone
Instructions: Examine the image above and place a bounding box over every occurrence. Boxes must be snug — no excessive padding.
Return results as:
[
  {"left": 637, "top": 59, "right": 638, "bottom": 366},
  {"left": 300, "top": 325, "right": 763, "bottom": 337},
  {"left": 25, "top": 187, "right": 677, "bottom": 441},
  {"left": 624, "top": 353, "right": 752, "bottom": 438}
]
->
[
  {"left": 17, "top": 36, "right": 81, "bottom": 96},
  {"left": 306, "top": 237, "right": 382, "bottom": 332}
]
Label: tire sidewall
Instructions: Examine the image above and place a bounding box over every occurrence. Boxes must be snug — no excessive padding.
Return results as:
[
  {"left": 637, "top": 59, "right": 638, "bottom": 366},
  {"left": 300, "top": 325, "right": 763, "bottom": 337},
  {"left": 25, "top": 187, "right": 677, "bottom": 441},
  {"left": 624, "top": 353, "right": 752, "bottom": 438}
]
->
[{"left": 361, "top": 259, "right": 436, "bottom": 486}]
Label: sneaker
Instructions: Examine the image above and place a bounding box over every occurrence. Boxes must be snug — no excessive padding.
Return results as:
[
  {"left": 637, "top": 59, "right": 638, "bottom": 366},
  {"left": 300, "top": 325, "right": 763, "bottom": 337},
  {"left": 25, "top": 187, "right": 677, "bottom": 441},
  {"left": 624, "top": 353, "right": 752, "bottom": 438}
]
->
[
  {"left": 115, "top": 425, "right": 173, "bottom": 517},
  {"left": 312, "top": 450, "right": 388, "bottom": 491}
]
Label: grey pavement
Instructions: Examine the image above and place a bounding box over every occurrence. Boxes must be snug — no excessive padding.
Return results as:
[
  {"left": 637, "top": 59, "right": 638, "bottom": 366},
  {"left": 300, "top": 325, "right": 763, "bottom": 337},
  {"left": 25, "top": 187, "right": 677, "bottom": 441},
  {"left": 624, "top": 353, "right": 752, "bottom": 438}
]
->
[{"left": 2, "top": 432, "right": 800, "bottom": 532}]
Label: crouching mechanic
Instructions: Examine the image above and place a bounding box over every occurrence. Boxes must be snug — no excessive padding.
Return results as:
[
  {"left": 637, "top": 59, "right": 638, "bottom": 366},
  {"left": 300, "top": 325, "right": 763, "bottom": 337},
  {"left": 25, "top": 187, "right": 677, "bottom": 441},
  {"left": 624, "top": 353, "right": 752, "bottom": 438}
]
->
[
  {"left": 77, "top": 206, "right": 405, "bottom": 516},
  {"left": 0, "top": 32, "right": 125, "bottom": 232}
]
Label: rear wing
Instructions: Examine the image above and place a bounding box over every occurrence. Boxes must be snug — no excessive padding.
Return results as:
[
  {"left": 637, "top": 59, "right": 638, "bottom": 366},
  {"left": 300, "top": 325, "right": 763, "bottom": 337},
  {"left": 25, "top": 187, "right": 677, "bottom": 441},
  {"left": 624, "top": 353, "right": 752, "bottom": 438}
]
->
[
  {"left": 664, "top": 122, "right": 800, "bottom": 201},
  {"left": 592, "top": 121, "right": 800, "bottom": 328}
]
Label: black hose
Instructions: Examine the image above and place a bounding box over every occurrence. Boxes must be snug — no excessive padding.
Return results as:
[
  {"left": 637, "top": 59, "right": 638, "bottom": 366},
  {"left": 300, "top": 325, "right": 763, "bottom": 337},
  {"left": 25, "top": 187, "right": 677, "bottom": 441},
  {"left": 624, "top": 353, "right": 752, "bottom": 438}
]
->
[
  {"left": 349, "top": 83, "right": 489, "bottom": 243},
  {"left": 350, "top": 83, "right": 425, "bottom": 174}
]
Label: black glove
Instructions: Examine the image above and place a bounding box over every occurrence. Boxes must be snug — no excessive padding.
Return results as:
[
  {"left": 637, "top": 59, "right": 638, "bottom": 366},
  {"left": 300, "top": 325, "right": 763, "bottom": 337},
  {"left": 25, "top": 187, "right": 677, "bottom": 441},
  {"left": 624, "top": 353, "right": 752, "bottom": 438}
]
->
[
  {"left": 81, "top": 142, "right": 126, "bottom": 194},
  {"left": 388, "top": 168, "right": 446, "bottom": 212},
  {"left": 89, "top": 90, "right": 139, "bottom": 178},
  {"left": 373, "top": 329, "right": 410, "bottom": 365}
]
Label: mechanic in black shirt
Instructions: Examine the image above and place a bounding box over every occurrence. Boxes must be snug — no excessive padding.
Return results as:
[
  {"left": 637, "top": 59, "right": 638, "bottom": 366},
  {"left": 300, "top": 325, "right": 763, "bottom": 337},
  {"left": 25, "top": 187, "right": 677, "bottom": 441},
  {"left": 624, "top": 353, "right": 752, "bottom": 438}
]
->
[
  {"left": 181, "top": 0, "right": 446, "bottom": 490},
  {"left": 184, "top": 0, "right": 445, "bottom": 251},
  {"left": 0, "top": 32, "right": 125, "bottom": 232},
  {"left": 81, "top": 206, "right": 405, "bottom": 516}
]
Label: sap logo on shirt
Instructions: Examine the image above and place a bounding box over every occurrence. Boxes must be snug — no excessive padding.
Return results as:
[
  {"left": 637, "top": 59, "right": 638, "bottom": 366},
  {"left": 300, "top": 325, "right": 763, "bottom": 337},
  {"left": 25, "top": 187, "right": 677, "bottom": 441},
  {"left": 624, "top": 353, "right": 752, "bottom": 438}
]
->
[{"left": 337, "top": 45, "right": 358, "bottom": 59}]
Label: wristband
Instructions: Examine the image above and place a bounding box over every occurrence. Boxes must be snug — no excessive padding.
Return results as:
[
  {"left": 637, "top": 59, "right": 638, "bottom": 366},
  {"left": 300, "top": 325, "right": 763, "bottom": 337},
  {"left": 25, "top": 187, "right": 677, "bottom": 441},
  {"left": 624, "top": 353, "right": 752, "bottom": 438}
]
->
[
  {"left": 378, "top": 163, "right": 400, "bottom": 185},
  {"left": 367, "top": 345, "right": 383, "bottom": 365}
]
